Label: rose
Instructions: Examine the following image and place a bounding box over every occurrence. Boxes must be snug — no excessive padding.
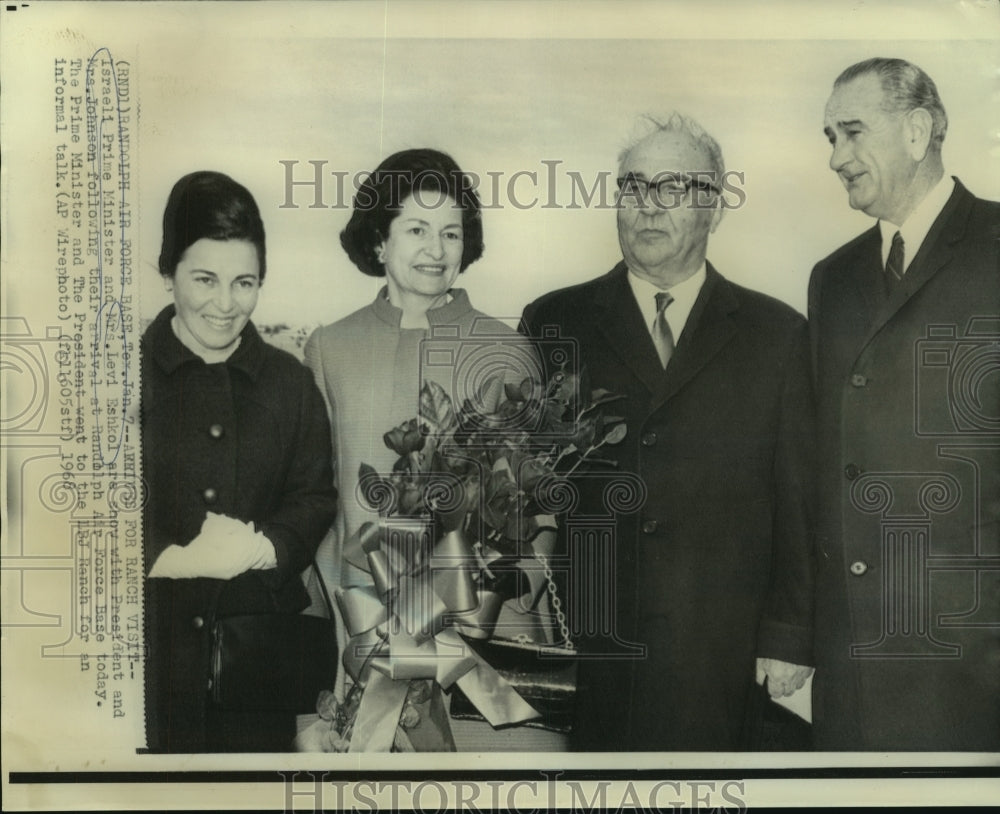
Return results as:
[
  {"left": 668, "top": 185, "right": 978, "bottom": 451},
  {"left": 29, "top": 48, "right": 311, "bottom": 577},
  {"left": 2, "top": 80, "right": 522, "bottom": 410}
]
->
[{"left": 383, "top": 417, "right": 426, "bottom": 457}]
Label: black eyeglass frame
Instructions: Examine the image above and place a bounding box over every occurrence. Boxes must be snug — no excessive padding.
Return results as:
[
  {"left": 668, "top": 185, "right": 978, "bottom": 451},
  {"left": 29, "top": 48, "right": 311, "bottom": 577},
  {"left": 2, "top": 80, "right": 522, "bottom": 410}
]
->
[{"left": 615, "top": 171, "right": 722, "bottom": 207}]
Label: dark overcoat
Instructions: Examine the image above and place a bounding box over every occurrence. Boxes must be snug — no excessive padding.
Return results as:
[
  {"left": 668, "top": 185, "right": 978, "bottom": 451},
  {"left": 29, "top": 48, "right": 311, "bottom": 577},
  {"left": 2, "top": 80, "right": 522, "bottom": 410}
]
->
[
  {"left": 521, "top": 263, "right": 815, "bottom": 750},
  {"left": 142, "top": 305, "right": 337, "bottom": 752},
  {"left": 807, "top": 179, "right": 1000, "bottom": 750}
]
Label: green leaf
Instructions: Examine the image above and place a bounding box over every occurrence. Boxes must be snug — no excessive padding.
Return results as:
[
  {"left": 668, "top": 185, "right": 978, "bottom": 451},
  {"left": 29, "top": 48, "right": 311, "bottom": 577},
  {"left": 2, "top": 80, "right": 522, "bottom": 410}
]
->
[
  {"left": 603, "top": 423, "right": 628, "bottom": 445},
  {"left": 552, "top": 373, "right": 579, "bottom": 405},
  {"left": 419, "top": 380, "right": 457, "bottom": 433},
  {"left": 357, "top": 463, "right": 397, "bottom": 513},
  {"left": 504, "top": 381, "right": 525, "bottom": 403},
  {"left": 590, "top": 388, "right": 625, "bottom": 406},
  {"left": 398, "top": 482, "right": 423, "bottom": 516},
  {"left": 519, "top": 376, "right": 537, "bottom": 400},
  {"left": 571, "top": 415, "right": 598, "bottom": 450},
  {"left": 580, "top": 389, "right": 626, "bottom": 415},
  {"left": 476, "top": 374, "right": 504, "bottom": 409}
]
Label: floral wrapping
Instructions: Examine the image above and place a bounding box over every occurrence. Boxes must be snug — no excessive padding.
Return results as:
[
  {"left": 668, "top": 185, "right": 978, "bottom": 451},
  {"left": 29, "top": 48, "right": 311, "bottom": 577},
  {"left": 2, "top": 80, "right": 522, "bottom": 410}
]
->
[{"left": 297, "top": 370, "right": 626, "bottom": 752}]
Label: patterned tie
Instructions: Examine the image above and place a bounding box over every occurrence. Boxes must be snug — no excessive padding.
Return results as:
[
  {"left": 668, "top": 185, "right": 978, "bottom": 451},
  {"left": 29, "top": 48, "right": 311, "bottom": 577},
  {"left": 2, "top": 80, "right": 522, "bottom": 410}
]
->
[
  {"left": 885, "top": 230, "right": 905, "bottom": 291},
  {"left": 652, "top": 291, "right": 675, "bottom": 368}
]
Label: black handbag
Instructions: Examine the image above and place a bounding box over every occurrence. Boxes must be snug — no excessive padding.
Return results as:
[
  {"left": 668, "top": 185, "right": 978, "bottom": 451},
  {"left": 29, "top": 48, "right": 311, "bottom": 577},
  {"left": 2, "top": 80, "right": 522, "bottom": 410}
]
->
[
  {"left": 210, "top": 561, "right": 338, "bottom": 713},
  {"left": 448, "top": 636, "right": 577, "bottom": 733}
]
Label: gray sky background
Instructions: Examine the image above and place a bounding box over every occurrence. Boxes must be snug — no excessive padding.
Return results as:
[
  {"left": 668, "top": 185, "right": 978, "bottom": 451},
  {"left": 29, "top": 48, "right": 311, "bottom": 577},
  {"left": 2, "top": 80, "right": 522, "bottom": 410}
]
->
[{"left": 125, "top": 9, "right": 999, "bottom": 328}]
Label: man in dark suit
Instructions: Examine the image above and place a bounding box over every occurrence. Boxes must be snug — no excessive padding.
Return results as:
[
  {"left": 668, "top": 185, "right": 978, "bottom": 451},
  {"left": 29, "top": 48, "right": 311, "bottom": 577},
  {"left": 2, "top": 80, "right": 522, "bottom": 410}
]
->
[
  {"left": 521, "top": 113, "right": 815, "bottom": 750},
  {"left": 810, "top": 58, "right": 999, "bottom": 750}
]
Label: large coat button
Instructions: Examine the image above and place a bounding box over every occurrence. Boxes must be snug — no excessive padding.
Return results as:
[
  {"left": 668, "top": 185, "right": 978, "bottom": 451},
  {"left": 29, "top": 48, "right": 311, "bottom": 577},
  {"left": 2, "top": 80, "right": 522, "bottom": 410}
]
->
[
  {"left": 850, "top": 373, "right": 868, "bottom": 388},
  {"left": 202, "top": 487, "right": 218, "bottom": 505},
  {"left": 641, "top": 432, "right": 657, "bottom": 447},
  {"left": 209, "top": 423, "right": 224, "bottom": 439},
  {"left": 192, "top": 616, "right": 205, "bottom": 629},
  {"left": 849, "top": 561, "right": 869, "bottom": 576},
  {"left": 641, "top": 519, "right": 658, "bottom": 534},
  {"left": 844, "top": 463, "right": 861, "bottom": 480}
]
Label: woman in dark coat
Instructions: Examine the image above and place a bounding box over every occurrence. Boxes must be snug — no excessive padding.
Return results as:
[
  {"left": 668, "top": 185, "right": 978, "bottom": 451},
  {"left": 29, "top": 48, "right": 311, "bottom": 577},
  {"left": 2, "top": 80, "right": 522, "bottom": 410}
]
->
[{"left": 142, "top": 171, "right": 337, "bottom": 752}]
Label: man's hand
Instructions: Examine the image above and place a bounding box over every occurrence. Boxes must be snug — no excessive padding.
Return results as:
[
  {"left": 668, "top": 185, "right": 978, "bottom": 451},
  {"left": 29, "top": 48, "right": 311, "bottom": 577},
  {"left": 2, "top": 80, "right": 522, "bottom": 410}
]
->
[{"left": 756, "top": 658, "right": 814, "bottom": 698}]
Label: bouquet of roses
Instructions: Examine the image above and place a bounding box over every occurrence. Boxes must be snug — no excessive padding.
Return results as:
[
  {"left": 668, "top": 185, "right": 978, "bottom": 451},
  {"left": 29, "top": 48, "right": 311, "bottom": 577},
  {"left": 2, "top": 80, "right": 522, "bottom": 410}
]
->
[{"left": 298, "top": 368, "right": 625, "bottom": 752}]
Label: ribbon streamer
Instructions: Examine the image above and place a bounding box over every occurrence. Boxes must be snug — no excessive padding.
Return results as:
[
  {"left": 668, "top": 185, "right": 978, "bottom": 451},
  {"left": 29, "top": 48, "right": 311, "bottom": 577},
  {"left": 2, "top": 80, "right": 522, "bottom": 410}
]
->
[{"left": 335, "top": 517, "right": 549, "bottom": 751}]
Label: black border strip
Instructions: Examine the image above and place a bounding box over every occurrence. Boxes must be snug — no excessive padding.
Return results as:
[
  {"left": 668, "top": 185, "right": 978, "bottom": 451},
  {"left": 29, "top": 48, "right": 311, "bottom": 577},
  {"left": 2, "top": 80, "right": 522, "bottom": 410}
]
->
[{"left": 9, "top": 767, "right": 1000, "bottom": 783}]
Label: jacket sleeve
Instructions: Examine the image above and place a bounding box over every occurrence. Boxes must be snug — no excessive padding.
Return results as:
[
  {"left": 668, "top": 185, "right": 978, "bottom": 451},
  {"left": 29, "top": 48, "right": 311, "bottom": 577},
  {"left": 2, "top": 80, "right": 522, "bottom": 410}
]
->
[
  {"left": 518, "top": 298, "right": 543, "bottom": 341},
  {"left": 756, "top": 318, "right": 816, "bottom": 665},
  {"left": 806, "top": 261, "right": 825, "bottom": 399},
  {"left": 255, "top": 357, "right": 338, "bottom": 588},
  {"left": 302, "top": 326, "right": 347, "bottom": 540}
]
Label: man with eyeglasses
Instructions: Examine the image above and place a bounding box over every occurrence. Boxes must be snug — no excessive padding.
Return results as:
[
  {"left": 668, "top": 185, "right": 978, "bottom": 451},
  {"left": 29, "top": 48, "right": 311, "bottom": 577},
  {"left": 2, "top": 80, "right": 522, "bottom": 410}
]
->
[
  {"left": 809, "top": 58, "right": 999, "bottom": 751},
  {"left": 520, "top": 113, "right": 815, "bottom": 750}
]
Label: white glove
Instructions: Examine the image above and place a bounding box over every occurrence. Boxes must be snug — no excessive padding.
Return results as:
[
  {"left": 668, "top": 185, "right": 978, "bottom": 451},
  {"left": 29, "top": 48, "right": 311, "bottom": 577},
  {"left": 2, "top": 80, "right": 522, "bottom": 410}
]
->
[{"left": 148, "top": 512, "right": 277, "bottom": 579}]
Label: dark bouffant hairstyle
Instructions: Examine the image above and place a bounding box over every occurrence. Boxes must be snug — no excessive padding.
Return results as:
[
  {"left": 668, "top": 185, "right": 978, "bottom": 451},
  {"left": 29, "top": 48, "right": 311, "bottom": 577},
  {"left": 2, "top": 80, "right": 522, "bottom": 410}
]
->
[
  {"left": 340, "top": 148, "right": 484, "bottom": 277},
  {"left": 158, "top": 170, "right": 267, "bottom": 281}
]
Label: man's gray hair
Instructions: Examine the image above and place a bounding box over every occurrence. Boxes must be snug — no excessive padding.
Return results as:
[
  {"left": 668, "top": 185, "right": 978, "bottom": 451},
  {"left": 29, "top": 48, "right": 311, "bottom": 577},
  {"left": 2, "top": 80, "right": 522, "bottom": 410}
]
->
[
  {"left": 835, "top": 57, "right": 948, "bottom": 148},
  {"left": 618, "top": 112, "right": 726, "bottom": 179}
]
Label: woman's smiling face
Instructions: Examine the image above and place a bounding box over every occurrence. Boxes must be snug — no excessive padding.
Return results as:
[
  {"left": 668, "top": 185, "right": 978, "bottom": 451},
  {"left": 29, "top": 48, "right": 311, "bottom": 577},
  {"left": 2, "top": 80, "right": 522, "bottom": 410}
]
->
[
  {"left": 169, "top": 238, "right": 260, "bottom": 362},
  {"left": 379, "top": 193, "right": 465, "bottom": 304}
]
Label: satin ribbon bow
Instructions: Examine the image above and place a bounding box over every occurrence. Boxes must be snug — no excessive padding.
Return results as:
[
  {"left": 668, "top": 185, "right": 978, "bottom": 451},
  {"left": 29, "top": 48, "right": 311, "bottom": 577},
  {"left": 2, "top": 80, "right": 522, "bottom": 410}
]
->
[{"left": 335, "top": 516, "right": 553, "bottom": 752}]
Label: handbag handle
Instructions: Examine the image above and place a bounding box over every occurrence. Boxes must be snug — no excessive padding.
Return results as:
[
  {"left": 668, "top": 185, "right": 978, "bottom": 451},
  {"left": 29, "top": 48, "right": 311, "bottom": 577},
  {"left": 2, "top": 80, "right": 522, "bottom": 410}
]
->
[
  {"left": 206, "top": 558, "right": 337, "bottom": 622},
  {"left": 308, "top": 559, "right": 336, "bottom": 620}
]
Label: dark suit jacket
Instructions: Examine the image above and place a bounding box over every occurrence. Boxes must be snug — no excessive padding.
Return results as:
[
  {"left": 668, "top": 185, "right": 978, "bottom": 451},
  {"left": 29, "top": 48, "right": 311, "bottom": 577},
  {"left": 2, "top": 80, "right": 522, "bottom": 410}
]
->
[
  {"left": 808, "top": 178, "right": 1000, "bottom": 750},
  {"left": 521, "top": 262, "right": 815, "bottom": 750}
]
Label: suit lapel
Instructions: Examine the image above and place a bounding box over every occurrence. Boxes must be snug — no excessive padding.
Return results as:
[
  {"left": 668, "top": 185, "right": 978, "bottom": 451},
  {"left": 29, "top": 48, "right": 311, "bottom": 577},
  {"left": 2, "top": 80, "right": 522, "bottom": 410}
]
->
[
  {"left": 858, "top": 180, "right": 974, "bottom": 355},
  {"left": 847, "top": 226, "right": 884, "bottom": 319},
  {"left": 593, "top": 264, "right": 668, "bottom": 395},
  {"left": 652, "top": 264, "right": 739, "bottom": 411},
  {"left": 825, "top": 227, "right": 884, "bottom": 370}
]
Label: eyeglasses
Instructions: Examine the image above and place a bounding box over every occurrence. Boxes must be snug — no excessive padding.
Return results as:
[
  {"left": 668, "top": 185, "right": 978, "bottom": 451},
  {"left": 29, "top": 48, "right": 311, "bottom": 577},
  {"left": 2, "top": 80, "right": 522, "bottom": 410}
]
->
[{"left": 616, "top": 172, "right": 721, "bottom": 207}]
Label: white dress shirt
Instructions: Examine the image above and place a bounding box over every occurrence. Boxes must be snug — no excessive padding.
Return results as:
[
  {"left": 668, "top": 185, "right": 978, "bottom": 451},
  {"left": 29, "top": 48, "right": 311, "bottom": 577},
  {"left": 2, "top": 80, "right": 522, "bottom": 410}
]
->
[
  {"left": 879, "top": 176, "right": 954, "bottom": 273},
  {"left": 627, "top": 263, "right": 707, "bottom": 346}
]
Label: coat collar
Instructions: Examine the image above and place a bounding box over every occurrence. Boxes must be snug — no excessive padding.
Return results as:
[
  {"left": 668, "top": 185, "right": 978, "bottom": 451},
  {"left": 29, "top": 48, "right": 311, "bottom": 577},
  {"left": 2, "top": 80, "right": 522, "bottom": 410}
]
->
[
  {"left": 589, "top": 262, "right": 663, "bottom": 389},
  {"left": 842, "top": 225, "right": 884, "bottom": 319},
  {"left": 591, "top": 261, "right": 740, "bottom": 404},
  {"left": 143, "top": 304, "right": 266, "bottom": 381},
  {"left": 370, "top": 286, "right": 475, "bottom": 328}
]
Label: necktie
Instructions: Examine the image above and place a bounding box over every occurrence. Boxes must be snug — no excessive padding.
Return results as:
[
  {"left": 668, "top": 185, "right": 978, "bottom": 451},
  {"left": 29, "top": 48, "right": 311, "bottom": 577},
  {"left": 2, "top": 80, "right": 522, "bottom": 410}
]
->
[
  {"left": 885, "top": 230, "right": 905, "bottom": 292},
  {"left": 652, "top": 291, "right": 675, "bottom": 368}
]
